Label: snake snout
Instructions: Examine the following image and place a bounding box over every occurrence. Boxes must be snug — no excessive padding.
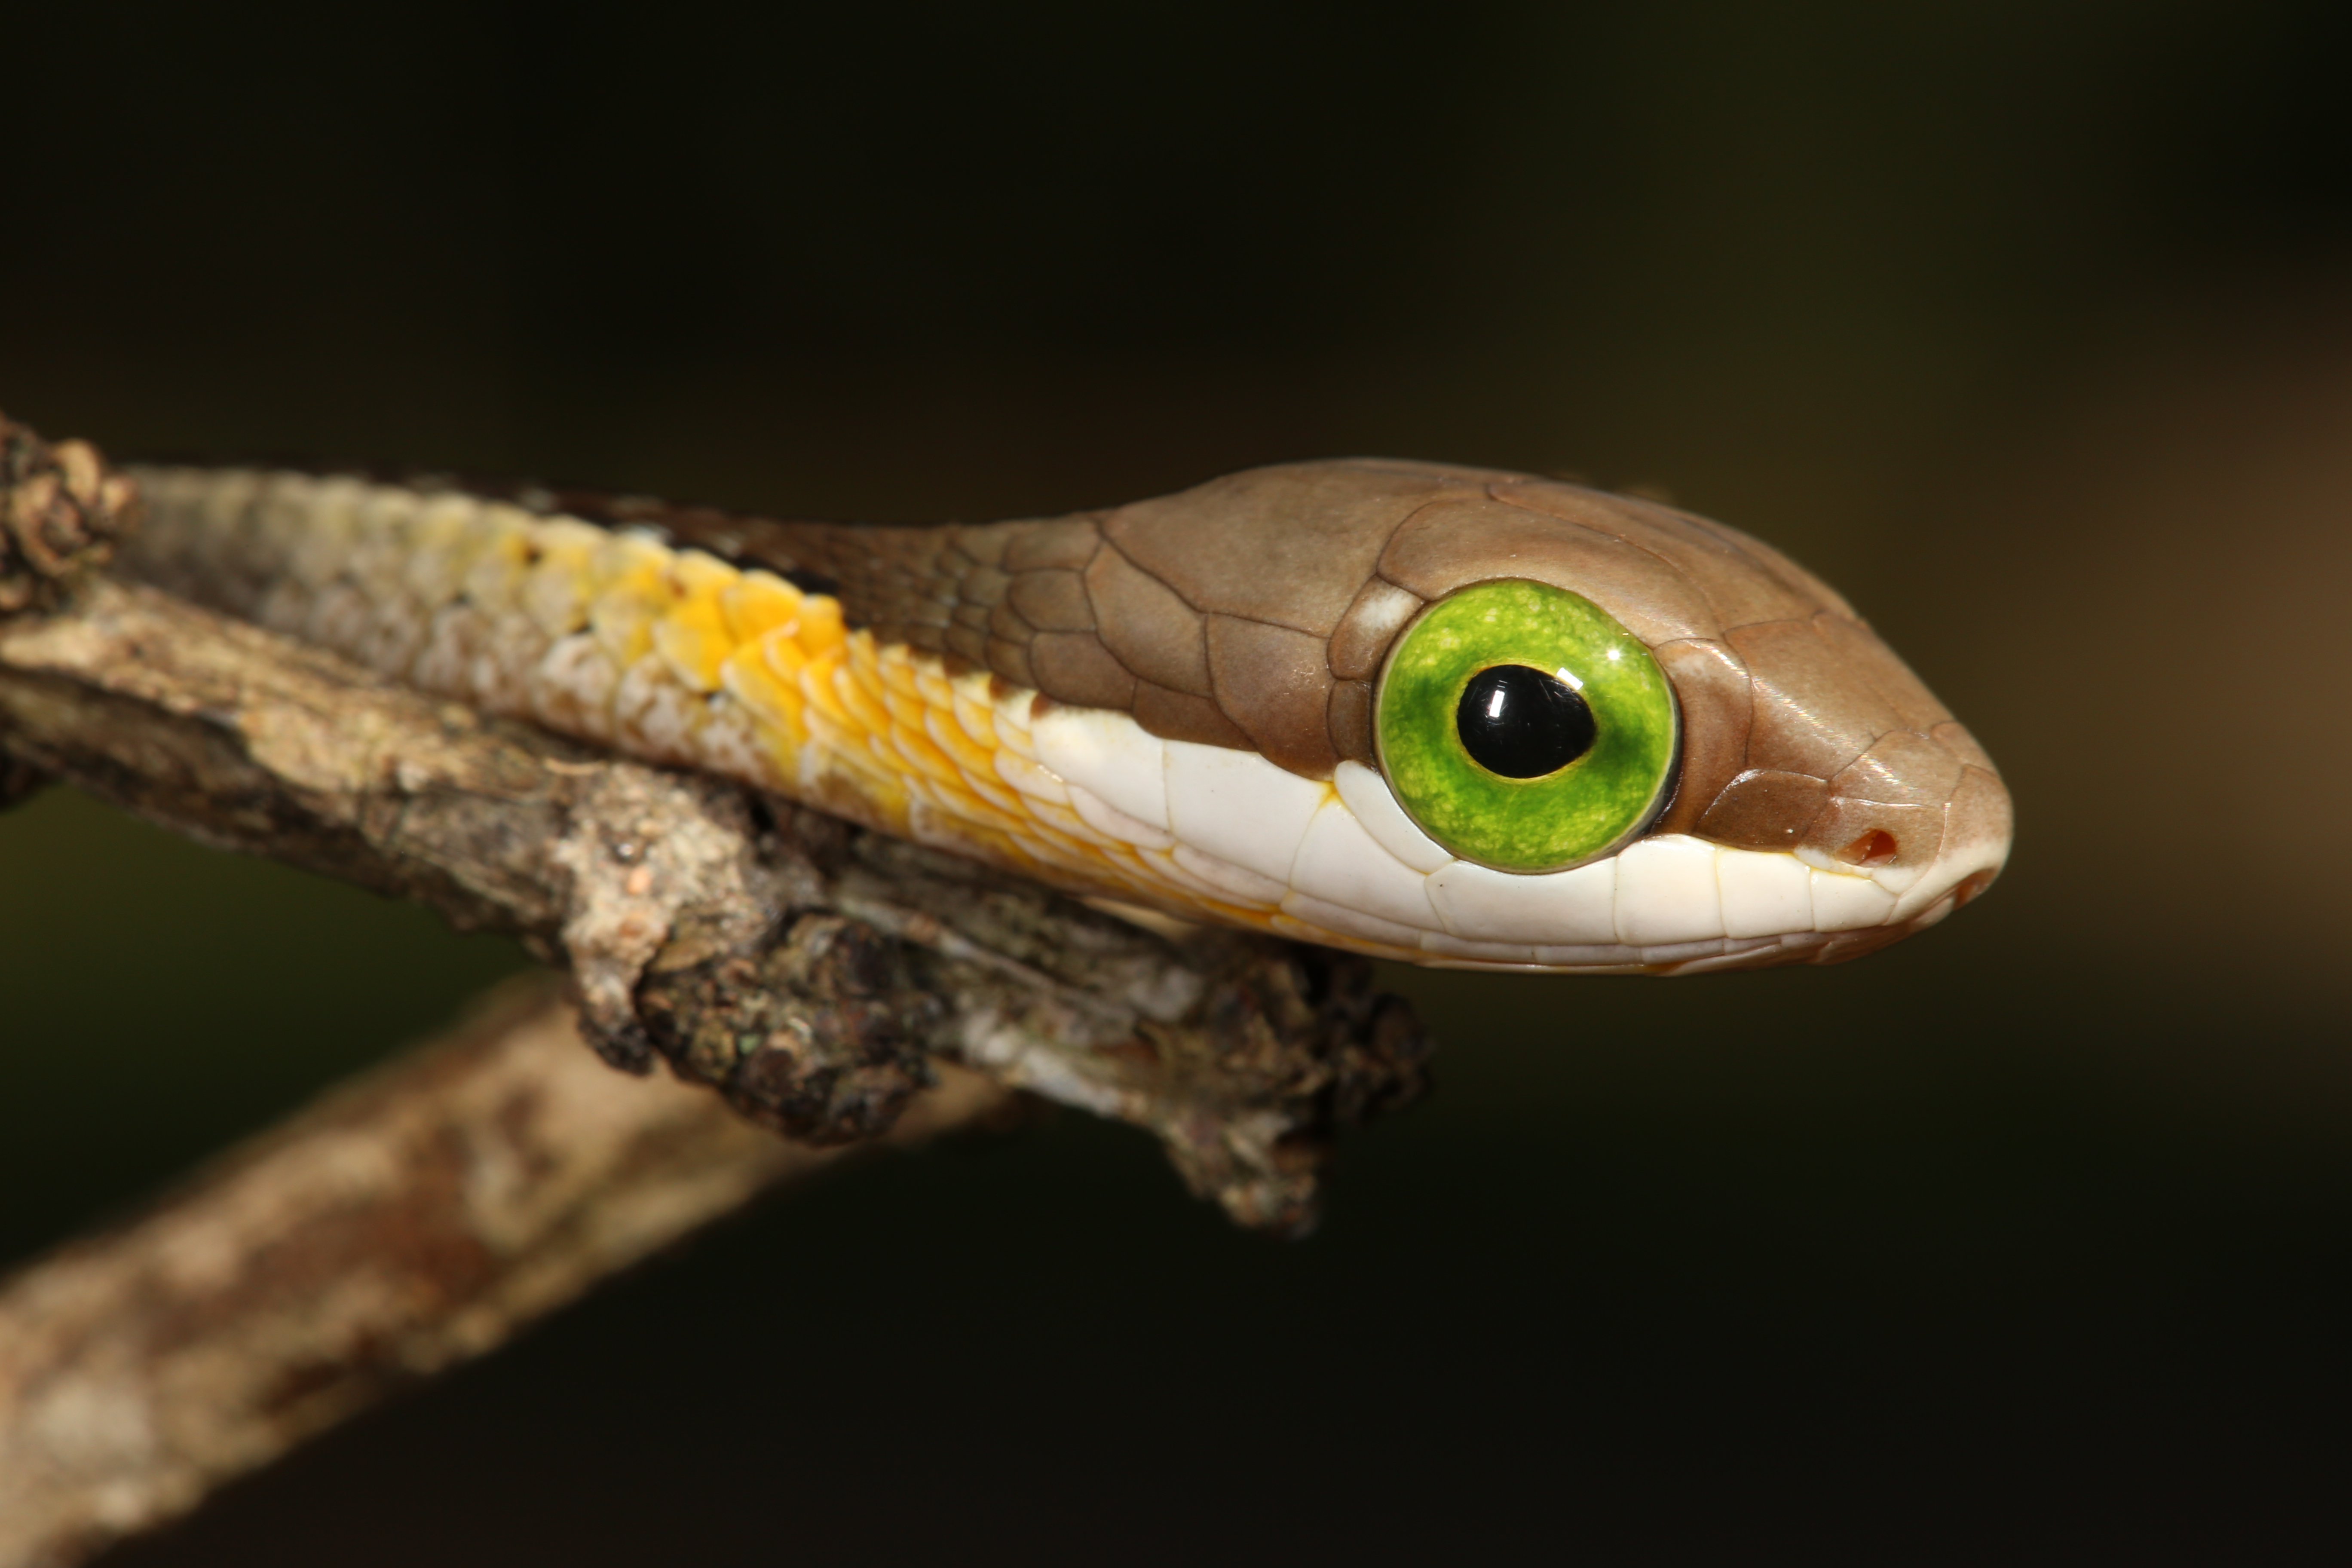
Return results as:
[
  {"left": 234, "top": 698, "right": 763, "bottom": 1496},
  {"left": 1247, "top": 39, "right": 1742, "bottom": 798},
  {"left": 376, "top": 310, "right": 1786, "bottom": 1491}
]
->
[{"left": 1835, "top": 744, "right": 2012, "bottom": 933}]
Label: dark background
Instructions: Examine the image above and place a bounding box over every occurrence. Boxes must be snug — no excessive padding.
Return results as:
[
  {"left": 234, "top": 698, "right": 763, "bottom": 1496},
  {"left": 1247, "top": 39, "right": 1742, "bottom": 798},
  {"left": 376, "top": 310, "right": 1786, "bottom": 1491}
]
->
[{"left": 6, "top": 1, "right": 2352, "bottom": 1561}]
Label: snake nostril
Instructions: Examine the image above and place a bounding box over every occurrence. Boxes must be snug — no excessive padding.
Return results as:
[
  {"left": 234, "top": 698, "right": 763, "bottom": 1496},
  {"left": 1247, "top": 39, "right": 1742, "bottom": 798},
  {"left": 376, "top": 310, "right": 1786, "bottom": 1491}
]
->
[{"left": 1835, "top": 829, "right": 1901, "bottom": 869}]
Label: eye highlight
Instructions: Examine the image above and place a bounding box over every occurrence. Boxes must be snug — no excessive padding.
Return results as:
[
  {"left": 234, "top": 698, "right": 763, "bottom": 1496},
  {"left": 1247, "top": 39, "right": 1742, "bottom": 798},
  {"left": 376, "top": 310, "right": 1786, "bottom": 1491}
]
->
[{"left": 1376, "top": 579, "right": 1678, "bottom": 873}]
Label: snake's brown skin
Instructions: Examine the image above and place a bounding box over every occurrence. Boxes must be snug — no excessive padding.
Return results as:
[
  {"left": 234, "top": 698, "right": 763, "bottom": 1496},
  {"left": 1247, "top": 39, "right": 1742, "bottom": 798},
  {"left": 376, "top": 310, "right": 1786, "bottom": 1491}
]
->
[{"left": 583, "top": 459, "right": 2007, "bottom": 908}]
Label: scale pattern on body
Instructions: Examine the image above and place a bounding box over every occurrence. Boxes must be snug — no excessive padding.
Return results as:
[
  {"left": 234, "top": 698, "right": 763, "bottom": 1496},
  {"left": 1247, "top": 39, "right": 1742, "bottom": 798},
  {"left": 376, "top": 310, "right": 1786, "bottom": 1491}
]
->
[{"left": 123, "top": 458, "right": 2012, "bottom": 973}]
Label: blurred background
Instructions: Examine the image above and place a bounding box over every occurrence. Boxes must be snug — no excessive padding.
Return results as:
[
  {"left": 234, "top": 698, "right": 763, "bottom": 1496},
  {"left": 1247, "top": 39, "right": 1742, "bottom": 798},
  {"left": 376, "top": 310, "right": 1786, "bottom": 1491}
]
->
[{"left": 5, "top": 0, "right": 2352, "bottom": 1560}]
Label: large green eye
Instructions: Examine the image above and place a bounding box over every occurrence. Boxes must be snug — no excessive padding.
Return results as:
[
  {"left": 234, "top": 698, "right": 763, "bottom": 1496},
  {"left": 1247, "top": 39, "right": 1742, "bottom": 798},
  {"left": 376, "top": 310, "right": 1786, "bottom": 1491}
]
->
[{"left": 1375, "top": 579, "right": 1678, "bottom": 872}]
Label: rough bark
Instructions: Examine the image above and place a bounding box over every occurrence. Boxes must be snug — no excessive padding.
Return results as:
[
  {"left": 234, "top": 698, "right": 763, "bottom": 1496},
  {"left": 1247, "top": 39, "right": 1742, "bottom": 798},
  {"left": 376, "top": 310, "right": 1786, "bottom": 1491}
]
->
[
  {"left": 1, "top": 415, "right": 133, "bottom": 614},
  {"left": 0, "top": 980, "right": 1017, "bottom": 1568}
]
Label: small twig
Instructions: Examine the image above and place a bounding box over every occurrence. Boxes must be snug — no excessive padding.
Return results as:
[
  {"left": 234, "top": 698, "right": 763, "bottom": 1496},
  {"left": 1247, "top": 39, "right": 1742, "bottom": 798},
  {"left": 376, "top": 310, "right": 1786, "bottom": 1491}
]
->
[
  {"left": 1, "top": 416, "right": 134, "bottom": 614},
  {"left": 0, "top": 978, "right": 1017, "bottom": 1568}
]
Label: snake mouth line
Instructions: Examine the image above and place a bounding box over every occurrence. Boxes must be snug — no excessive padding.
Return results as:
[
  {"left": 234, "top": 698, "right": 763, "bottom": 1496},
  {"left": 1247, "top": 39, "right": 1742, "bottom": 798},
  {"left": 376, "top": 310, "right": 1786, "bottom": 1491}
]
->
[{"left": 1029, "top": 704, "right": 2007, "bottom": 975}]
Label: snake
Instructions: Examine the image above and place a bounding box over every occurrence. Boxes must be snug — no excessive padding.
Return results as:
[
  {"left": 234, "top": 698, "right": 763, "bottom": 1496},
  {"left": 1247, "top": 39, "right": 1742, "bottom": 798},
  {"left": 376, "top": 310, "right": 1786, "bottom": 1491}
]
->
[{"left": 118, "top": 458, "right": 2011, "bottom": 974}]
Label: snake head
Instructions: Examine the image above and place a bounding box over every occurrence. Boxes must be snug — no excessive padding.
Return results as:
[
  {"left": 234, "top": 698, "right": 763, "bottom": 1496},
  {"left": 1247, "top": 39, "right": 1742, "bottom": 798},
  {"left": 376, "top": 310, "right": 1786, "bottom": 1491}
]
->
[{"left": 1049, "top": 460, "right": 2014, "bottom": 971}]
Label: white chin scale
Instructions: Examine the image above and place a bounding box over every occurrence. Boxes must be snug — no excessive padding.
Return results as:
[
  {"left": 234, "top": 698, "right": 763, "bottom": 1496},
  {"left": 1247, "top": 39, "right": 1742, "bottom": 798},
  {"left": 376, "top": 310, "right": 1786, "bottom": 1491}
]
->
[{"left": 1031, "top": 706, "right": 2006, "bottom": 974}]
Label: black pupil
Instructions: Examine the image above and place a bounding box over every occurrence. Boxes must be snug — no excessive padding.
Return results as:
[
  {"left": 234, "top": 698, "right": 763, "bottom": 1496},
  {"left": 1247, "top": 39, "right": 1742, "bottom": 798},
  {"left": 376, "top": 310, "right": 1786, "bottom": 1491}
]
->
[{"left": 1455, "top": 665, "right": 1596, "bottom": 778}]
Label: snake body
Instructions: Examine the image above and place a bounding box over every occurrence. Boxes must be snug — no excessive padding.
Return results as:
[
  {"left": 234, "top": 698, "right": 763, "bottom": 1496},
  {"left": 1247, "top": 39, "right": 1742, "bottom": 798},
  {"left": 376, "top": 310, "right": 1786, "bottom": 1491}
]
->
[{"left": 122, "top": 459, "right": 2011, "bottom": 973}]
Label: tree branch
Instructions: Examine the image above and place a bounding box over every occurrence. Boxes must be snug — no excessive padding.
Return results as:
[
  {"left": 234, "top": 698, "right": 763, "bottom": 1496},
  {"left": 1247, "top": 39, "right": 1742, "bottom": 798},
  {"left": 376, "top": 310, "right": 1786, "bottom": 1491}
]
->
[{"left": 0, "top": 979, "right": 1018, "bottom": 1568}]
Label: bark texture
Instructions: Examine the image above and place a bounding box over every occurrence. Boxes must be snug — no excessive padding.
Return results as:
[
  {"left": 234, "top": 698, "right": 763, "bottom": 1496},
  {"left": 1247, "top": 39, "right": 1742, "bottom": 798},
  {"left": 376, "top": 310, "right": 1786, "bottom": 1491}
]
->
[{"left": 0, "top": 980, "right": 1016, "bottom": 1568}]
